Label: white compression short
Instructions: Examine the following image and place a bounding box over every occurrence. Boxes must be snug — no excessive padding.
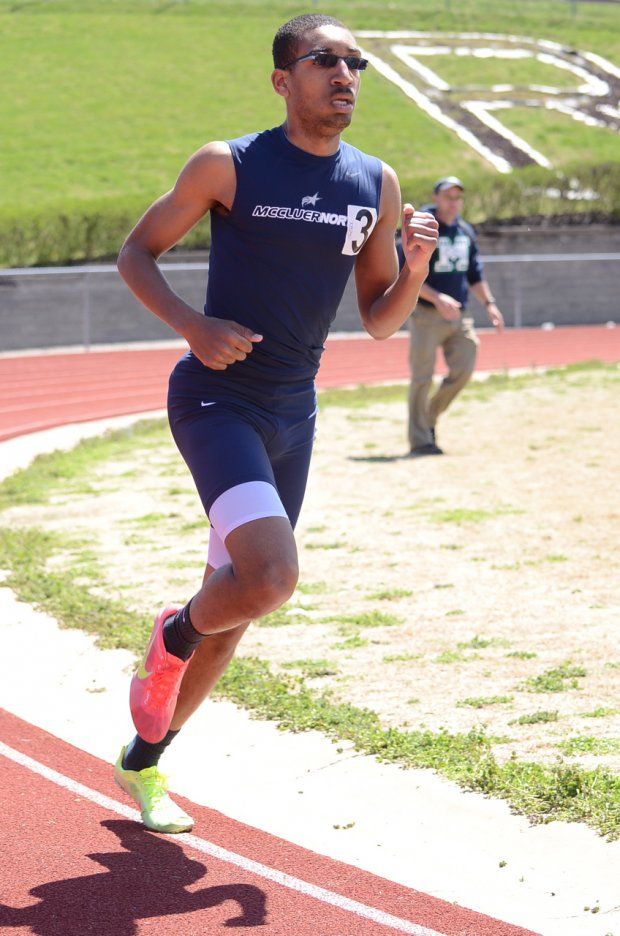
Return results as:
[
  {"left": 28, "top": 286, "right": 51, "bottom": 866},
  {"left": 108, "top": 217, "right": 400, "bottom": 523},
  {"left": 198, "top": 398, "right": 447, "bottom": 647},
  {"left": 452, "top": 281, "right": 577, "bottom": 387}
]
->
[{"left": 206, "top": 480, "right": 289, "bottom": 569}]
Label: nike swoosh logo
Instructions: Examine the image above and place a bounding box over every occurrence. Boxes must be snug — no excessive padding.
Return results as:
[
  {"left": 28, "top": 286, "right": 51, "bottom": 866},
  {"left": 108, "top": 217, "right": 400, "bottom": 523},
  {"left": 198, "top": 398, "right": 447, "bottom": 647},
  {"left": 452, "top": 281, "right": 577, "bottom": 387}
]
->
[
  {"left": 307, "top": 405, "right": 319, "bottom": 419},
  {"left": 201, "top": 401, "right": 216, "bottom": 407},
  {"left": 136, "top": 659, "right": 150, "bottom": 680}
]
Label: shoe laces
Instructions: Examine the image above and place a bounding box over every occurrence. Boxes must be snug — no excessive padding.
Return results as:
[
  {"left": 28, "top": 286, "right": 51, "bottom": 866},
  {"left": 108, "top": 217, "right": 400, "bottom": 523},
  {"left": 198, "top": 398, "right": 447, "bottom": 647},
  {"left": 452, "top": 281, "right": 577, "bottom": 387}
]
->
[{"left": 141, "top": 768, "right": 168, "bottom": 805}]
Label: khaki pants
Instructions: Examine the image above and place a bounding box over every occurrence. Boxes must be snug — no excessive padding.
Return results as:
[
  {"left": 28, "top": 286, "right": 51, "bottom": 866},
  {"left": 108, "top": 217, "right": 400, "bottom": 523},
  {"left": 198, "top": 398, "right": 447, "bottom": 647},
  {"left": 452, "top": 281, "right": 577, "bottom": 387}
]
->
[{"left": 408, "top": 306, "right": 479, "bottom": 450}]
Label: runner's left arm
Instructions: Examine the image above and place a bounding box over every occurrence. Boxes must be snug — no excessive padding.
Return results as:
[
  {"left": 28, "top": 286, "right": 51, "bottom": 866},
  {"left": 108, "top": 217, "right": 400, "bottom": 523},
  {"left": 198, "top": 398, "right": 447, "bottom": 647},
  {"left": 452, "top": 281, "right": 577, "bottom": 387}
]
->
[{"left": 355, "top": 164, "right": 438, "bottom": 339}]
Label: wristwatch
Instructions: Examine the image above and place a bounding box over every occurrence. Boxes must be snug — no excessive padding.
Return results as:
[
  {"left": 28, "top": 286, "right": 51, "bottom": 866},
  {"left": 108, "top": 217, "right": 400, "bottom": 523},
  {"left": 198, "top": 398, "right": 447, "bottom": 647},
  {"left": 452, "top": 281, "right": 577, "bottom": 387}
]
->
[{"left": 485, "top": 297, "right": 497, "bottom": 306}]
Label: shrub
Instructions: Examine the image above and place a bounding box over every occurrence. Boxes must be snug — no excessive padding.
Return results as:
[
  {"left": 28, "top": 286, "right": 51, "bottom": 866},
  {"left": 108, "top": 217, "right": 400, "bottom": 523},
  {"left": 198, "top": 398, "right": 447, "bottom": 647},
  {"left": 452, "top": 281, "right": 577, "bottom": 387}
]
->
[{"left": 0, "top": 196, "right": 211, "bottom": 267}]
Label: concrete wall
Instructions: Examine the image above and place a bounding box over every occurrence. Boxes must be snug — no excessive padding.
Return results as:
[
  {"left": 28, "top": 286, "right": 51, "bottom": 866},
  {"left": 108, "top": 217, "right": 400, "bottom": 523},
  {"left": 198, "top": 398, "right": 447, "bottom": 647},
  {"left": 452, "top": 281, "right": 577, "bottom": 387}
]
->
[
  {"left": 473, "top": 224, "right": 620, "bottom": 329},
  {"left": 0, "top": 226, "right": 618, "bottom": 352}
]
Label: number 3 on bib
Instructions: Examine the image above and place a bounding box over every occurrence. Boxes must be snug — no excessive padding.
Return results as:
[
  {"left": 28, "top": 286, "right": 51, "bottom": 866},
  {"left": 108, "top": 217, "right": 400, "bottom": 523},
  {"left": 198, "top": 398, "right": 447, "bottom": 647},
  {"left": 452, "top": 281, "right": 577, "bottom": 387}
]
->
[{"left": 342, "top": 205, "right": 378, "bottom": 256}]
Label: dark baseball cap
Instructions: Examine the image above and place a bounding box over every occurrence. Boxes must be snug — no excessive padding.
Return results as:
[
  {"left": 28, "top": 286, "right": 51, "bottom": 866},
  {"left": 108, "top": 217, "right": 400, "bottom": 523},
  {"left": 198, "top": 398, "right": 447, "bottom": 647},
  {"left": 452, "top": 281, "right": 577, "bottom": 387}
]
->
[{"left": 433, "top": 176, "right": 465, "bottom": 194}]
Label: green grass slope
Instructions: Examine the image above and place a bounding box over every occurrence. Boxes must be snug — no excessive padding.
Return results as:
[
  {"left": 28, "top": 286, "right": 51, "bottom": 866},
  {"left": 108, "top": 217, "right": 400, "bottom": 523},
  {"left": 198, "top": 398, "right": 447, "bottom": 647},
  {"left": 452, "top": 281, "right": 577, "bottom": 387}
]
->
[{"left": 0, "top": 0, "right": 618, "bottom": 265}]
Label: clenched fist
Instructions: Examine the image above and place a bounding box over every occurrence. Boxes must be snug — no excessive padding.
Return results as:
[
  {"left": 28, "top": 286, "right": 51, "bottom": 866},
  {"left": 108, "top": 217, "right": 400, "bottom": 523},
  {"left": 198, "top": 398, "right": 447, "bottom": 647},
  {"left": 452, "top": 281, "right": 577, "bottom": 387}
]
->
[
  {"left": 401, "top": 203, "right": 438, "bottom": 276},
  {"left": 183, "top": 315, "right": 263, "bottom": 370}
]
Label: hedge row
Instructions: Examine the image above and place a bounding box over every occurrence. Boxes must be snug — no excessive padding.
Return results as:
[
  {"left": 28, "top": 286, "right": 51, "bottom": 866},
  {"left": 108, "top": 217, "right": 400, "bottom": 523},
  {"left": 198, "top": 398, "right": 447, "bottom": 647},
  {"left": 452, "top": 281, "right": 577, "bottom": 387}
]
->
[
  {"left": 1, "top": 163, "right": 617, "bottom": 268},
  {"left": 464, "top": 162, "right": 620, "bottom": 227},
  {"left": 0, "top": 195, "right": 211, "bottom": 268}
]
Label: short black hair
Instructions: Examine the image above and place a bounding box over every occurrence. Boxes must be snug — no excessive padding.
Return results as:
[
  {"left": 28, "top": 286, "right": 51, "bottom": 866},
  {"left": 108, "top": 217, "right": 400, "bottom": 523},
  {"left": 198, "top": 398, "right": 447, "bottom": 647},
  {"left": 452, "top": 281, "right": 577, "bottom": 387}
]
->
[{"left": 272, "top": 13, "right": 347, "bottom": 69}]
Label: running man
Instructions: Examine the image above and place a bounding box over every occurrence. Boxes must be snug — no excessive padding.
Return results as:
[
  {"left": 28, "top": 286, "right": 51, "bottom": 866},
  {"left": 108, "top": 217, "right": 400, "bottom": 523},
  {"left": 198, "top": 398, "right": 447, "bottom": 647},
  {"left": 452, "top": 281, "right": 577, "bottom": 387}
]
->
[{"left": 115, "top": 12, "right": 438, "bottom": 832}]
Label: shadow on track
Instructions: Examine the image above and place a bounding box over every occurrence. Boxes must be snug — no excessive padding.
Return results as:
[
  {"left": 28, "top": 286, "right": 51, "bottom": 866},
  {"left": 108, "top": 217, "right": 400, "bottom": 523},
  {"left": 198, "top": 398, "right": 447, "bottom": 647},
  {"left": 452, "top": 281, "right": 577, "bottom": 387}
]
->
[{"left": 0, "top": 818, "right": 267, "bottom": 933}]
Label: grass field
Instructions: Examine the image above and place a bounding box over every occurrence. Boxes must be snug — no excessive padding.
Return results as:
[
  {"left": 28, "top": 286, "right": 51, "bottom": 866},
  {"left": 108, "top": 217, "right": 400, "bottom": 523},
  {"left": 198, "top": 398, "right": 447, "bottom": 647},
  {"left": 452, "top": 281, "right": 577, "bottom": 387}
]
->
[
  {"left": 0, "top": 0, "right": 618, "bottom": 265},
  {"left": 1, "top": 364, "right": 619, "bottom": 837},
  {"left": 427, "top": 54, "right": 584, "bottom": 91}
]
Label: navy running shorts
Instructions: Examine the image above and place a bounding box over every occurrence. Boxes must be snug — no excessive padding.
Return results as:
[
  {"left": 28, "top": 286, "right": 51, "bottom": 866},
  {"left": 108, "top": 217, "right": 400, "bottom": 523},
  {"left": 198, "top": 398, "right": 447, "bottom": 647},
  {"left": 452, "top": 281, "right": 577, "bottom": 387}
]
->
[{"left": 167, "top": 352, "right": 317, "bottom": 539}]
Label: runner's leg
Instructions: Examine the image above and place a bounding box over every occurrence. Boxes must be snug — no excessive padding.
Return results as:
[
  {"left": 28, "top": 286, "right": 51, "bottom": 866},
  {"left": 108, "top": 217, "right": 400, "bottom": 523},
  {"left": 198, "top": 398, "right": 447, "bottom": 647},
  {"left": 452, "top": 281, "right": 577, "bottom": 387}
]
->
[
  {"left": 170, "top": 563, "right": 250, "bottom": 731},
  {"left": 170, "top": 406, "right": 315, "bottom": 729},
  {"left": 117, "top": 389, "right": 312, "bottom": 823}
]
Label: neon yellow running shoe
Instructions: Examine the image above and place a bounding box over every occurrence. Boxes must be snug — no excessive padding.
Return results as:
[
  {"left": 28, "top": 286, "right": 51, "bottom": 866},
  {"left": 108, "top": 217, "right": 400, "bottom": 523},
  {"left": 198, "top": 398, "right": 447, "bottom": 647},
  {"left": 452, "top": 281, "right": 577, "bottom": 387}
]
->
[{"left": 114, "top": 747, "right": 194, "bottom": 833}]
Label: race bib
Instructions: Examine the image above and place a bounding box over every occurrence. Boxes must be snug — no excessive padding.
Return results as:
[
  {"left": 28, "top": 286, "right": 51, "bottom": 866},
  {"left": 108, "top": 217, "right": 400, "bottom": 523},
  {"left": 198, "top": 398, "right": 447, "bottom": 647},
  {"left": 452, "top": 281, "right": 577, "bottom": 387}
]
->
[{"left": 342, "top": 205, "right": 378, "bottom": 256}]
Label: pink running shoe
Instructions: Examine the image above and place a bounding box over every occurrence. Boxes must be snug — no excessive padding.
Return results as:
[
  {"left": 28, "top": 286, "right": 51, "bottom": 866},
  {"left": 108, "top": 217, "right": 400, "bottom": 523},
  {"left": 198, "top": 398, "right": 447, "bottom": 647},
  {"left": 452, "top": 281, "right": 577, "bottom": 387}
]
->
[{"left": 130, "top": 605, "right": 190, "bottom": 744}]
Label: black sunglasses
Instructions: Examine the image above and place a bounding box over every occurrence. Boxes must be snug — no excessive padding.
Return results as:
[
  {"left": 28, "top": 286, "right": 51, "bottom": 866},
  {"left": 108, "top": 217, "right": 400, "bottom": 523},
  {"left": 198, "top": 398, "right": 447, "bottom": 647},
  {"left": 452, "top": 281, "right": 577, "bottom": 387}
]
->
[{"left": 283, "top": 50, "right": 368, "bottom": 72}]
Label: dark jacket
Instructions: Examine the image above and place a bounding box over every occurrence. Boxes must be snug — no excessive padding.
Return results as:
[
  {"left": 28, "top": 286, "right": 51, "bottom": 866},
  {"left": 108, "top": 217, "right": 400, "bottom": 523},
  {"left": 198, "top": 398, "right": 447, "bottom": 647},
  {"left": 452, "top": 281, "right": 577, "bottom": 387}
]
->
[{"left": 397, "top": 205, "right": 484, "bottom": 310}]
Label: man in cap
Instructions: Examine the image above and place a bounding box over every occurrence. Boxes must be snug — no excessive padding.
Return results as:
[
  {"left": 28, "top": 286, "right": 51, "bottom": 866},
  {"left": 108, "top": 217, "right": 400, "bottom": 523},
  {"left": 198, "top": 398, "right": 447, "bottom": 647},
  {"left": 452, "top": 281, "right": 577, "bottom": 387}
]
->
[{"left": 405, "top": 176, "right": 503, "bottom": 456}]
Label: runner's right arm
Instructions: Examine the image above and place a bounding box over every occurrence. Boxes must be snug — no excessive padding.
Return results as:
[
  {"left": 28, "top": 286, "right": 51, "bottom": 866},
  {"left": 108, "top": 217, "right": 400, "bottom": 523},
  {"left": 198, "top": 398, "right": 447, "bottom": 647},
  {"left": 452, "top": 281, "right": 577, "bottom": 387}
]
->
[{"left": 117, "top": 143, "right": 262, "bottom": 370}]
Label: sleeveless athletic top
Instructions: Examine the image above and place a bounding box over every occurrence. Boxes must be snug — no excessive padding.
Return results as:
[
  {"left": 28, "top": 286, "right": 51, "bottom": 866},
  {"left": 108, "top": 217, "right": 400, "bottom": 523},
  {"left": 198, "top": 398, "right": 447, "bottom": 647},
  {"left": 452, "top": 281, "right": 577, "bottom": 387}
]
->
[{"left": 203, "top": 125, "right": 383, "bottom": 385}]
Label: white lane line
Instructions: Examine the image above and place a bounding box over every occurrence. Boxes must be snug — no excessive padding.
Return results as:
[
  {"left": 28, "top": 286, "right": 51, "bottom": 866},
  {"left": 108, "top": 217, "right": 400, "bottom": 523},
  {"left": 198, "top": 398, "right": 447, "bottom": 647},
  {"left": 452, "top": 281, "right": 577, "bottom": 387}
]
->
[{"left": 0, "top": 740, "right": 446, "bottom": 936}]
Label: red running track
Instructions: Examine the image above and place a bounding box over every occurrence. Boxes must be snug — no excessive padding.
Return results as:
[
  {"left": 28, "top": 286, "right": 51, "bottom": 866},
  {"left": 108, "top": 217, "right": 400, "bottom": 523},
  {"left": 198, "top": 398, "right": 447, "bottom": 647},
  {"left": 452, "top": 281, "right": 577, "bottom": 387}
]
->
[
  {"left": 0, "top": 710, "right": 539, "bottom": 936},
  {"left": 0, "top": 325, "right": 618, "bottom": 442}
]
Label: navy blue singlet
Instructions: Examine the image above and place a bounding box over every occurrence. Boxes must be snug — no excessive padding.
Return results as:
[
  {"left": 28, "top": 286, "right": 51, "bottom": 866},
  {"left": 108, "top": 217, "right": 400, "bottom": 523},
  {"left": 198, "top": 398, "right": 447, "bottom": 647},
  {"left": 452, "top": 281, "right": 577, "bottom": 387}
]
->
[
  {"left": 168, "top": 126, "right": 383, "bottom": 523},
  {"left": 205, "top": 124, "right": 382, "bottom": 385}
]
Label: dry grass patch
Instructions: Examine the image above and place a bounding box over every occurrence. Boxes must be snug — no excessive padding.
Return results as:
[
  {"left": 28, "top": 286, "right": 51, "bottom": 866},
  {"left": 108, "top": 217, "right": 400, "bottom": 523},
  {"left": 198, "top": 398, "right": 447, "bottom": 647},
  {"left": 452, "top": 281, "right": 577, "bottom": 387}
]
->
[{"left": 1, "top": 365, "right": 618, "bottom": 773}]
